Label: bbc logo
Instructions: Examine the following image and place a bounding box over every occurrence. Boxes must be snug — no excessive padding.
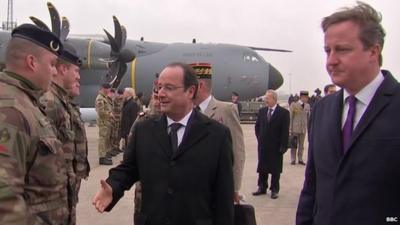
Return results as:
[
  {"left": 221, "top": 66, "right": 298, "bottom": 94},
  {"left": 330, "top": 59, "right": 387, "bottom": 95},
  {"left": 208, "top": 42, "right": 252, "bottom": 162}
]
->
[{"left": 386, "top": 217, "right": 398, "bottom": 223}]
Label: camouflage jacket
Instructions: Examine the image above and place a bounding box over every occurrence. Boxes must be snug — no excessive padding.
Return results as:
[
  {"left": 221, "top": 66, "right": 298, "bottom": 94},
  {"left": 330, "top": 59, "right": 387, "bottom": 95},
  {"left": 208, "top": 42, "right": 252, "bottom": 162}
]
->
[
  {"left": 68, "top": 99, "right": 90, "bottom": 179},
  {"left": 95, "top": 92, "right": 112, "bottom": 124},
  {"left": 112, "top": 96, "right": 124, "bottom": 121},
  {"left": 40, "top": 82, "right": 75, "bottom": 160},
  {"left": 0, "top": 71, "right": 68, "bottom": 225}
]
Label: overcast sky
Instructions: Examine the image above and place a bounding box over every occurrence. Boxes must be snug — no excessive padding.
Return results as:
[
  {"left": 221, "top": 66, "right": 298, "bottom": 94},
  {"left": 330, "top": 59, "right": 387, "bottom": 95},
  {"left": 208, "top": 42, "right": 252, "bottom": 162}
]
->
[{"left": 3, "top": 0, "right": 399, "bottom": 94}]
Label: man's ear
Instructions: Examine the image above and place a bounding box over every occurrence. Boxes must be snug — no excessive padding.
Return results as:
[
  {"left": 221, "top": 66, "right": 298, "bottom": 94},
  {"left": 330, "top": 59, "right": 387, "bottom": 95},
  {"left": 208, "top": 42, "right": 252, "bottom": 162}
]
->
[
  {"left": 25, "top": 54, "right": 36, "bottom": 72},
  {"left": 58, "top": 63, "right": 69, "bottom": 75},
  {"left": 369, "top": 43, "right": 381, "bottom": 63}
]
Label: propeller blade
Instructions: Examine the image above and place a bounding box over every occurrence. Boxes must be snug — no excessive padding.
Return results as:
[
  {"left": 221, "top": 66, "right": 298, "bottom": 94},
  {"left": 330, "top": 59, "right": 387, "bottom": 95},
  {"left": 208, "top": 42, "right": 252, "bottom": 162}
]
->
[
  {"left": 106, "top": 61, "right": 120, "bottom": 82},
  {"left": 29, "top": 16, "right": 50, "bottom": 31},
  {"left": 121, "top": 25, "right": 127, "bottom": 48},
  {"left": 60, "top": 17, "right": 70, "bottom": 42},
  {"left": 103, "top": 29, "right": 119, "bottom": 53},
  {"left": 248, "top": 46, "right": 292, "bottom": 53},
  {"left": 112, "top": 16, "right": 122, "bottom": 50},
  {"left": 47, "top": 2, "right": 61, "bottom": 37},
  {"left": 111, "top": 63, "right": 127, "bottom": 88}
]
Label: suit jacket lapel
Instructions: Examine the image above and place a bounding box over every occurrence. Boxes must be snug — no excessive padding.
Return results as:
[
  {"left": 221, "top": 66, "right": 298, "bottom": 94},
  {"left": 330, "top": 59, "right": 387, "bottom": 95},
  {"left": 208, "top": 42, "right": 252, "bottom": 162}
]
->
[
  {"left": 270, "top": 105, "right": 280, "bottom": 122},
  {"left": 347, "top": 72, "right": 397, "bottom": 154},
  {"left": 151, "top": 115, "right": 172, "bottom": 158},
  {"left": 173, "top": 110, "right": 209, "bottom": 159},
  {"left": 332, "top": 90, "right": 344, "bottom": 159}
]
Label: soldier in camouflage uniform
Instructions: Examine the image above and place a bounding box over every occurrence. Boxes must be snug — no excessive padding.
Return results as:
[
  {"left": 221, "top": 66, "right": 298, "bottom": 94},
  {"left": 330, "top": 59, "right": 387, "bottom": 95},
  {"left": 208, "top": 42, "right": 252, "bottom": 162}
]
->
[
  {"left": 95, "top": 83, "right": 113, "bottom": 165},
  {"left": 133, "top": 83, "right": 161, "bottom": 222},
  {"left": 0, "top": 24, "right": 68, "bottom": 225},
  {"left": 40, "top": 44, "right": 83, "bottom": 225},
  {"left": 67, "top": 65, "right": 90, "bottom": 225},
  {"left": 110, "top": 89, "right": 124, "bottom": 153}
]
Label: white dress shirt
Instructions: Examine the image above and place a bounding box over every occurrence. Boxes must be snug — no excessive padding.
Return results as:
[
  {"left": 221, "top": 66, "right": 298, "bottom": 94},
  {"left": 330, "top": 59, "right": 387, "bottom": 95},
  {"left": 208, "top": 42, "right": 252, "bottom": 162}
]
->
[
  {"left": 342, "top": 71, "right": 384, "bottom": 130},
  {"left": 198, "top": 95, "right": 212, "bottom": 113},
  {"left": 167, "top": 110, "right": 193, "bottom": 147}
]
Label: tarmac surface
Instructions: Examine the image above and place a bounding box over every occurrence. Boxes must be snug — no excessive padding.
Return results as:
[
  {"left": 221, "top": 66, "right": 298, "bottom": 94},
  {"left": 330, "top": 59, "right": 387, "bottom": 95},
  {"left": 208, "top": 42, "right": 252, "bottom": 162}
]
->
[{"left": 77, "top": 124, "right": 308, "bottom": 225}]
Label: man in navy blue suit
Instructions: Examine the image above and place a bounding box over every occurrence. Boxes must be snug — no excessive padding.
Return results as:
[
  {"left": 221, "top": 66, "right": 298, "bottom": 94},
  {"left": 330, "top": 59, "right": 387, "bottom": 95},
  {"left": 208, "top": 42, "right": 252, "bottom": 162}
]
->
[{"left": 296, "top": 2, "right": 400, "bottom": 225}]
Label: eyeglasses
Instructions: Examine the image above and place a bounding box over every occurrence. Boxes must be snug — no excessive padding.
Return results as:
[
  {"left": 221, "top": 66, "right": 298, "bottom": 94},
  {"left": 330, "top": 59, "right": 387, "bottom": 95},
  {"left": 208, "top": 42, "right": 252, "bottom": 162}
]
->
[{"left": 157, "top": 84, "right": 184, "bottom": 93}]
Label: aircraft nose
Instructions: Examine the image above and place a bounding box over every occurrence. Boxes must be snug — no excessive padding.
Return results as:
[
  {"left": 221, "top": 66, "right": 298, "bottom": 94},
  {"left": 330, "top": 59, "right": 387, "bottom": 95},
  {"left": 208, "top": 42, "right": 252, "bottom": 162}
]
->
[{"left": 268, "top": 64, "right": 284, "bottom": 90}]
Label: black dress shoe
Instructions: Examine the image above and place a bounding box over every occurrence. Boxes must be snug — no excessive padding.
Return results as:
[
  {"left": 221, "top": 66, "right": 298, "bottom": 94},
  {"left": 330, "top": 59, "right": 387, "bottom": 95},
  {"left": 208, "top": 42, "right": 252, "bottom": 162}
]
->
[
  {"left": 291, "top": 161, "right": 296, "bottom": 165},
  {"left": 252, "top": 188, "right": 267, "bottom": 196},
  {"left": 271, "top": 192, "right": 279, "bottom": 199},
  {"left": 298, "top": 161, "right": 306, "bottom": 165},
  {"left": 99, "top": 157, "right": 113, "bottom": 165}
]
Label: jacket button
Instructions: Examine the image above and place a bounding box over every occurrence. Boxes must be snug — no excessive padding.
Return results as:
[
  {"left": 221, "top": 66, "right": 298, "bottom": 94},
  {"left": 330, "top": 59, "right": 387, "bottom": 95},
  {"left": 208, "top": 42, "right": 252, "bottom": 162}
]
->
[{"left": 167, "top": 188, "right": 174, "bottom": 194}]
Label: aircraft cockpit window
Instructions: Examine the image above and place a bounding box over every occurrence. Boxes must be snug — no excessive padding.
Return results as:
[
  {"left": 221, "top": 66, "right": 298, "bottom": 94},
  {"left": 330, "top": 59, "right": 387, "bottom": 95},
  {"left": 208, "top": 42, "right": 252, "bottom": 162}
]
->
[{"left": 243, "top": 54, "right": 260, "bottom": 63}]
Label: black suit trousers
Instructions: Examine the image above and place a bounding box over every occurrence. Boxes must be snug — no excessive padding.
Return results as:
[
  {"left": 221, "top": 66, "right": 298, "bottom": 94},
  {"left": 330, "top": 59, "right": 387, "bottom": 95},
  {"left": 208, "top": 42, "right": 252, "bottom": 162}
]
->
[{"left": 257, "top": 172, "right": 280, "bottom": 192}]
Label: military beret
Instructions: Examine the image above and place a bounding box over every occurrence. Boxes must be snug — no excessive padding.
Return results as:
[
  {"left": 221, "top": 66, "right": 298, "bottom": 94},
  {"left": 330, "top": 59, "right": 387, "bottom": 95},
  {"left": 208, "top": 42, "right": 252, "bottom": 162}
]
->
[
  {"left": 101, "top": 83, "right": 111, "bottom": 89},
  {"left": 60, "top": 43, "right": 82, "bottom": 67},
  {"left": 189, "top": 62, "right": 212, "bottom": 79},
  {"left": 300, "top": 91, "right": 309, "bottom": 96},
  {"left": 11, "top": 23, "right": 63, "bottom": 55}
]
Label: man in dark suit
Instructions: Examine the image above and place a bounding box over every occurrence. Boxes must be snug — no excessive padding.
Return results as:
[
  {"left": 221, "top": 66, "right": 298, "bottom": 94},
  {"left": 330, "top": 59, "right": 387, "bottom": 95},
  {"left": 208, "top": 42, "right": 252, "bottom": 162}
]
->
[
  {"left": 296, "top": 2, "right": 400, "bottom": 225},
  {"left": 92, "top": 62, "right": 234, "bottom": 225},
  {"left": 253, "top": 90, "right": 289, "bottom": 199}
]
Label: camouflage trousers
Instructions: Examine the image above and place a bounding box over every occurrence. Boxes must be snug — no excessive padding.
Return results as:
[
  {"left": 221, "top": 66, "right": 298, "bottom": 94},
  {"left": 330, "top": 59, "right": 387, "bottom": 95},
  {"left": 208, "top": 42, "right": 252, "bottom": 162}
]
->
[
  {"left": 68, "top": 178, "right": 81, "bottom": 225},
  {"left": 66, "top": 160, "right": 82, "bottom": 225},
  {"left": 110, "top": 119, "right": 121, "bottom": 150},
  {"left": 98, "top": 123, "right": 112, "bottom": 158},
  {"left": 29, "top": 204, "right": 69, "bottom": 225}
]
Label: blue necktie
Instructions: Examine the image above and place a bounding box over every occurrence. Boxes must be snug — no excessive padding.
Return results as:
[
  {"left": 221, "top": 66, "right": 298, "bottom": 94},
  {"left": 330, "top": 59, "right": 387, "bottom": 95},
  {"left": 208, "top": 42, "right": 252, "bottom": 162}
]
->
[{"left": 342, "top": 96, "right": 357, "bottom": 153}]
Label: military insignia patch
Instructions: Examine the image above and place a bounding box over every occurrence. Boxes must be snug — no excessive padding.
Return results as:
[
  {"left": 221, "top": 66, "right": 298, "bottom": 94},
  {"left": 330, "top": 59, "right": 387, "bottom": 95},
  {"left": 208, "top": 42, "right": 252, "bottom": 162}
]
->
[{"left": 0, "top": 128, "right": 10, "bottom": 143}]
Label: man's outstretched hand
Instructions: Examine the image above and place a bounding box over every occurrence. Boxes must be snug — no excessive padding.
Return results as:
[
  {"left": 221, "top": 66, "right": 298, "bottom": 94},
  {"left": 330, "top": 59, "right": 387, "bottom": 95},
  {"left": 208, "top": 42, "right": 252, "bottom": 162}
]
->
[{"left": 92, "top": 179, "right": 113, "bottom": 213}]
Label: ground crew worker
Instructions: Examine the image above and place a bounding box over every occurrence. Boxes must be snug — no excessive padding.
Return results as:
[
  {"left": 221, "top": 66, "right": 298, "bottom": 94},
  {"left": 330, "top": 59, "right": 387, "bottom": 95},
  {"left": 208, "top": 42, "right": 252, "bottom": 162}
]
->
[{"left": 0, "top": 24, "right": 68, "bottom": 225}]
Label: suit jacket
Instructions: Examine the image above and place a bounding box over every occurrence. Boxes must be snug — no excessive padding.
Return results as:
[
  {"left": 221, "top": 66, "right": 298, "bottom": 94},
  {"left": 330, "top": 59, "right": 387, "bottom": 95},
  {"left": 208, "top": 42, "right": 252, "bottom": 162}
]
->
[
  {"left": 296, "top": 70, "right": 400, "bottom": 225},
  {"left": 106, "top": 110, "right": 234, "bottom": 225},
  {"left": 204, "top": 96, "right": 245, "bottom": 192},
  {"left": 289, "top": 101, "right": 310, "bottom": 134},
  {"left": 120, "top": 97, "right": 140, "bottom": 139},
  {"left": 255, "top": 105, "right": 289, "bottom": 174}
]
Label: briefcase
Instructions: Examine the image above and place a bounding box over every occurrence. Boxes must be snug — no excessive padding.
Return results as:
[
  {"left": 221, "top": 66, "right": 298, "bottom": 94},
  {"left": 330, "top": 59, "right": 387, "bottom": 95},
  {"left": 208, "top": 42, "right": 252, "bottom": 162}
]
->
[
  {"left": 234, "top": 203, "right": 257, "bottom": 225},
  {"left": 287, "top": 134, "right": 298, "bottom": 149}
]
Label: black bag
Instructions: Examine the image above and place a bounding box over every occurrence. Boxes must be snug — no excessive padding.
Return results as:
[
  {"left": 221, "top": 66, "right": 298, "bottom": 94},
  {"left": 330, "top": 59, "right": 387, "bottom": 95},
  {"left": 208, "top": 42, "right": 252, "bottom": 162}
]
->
[
  {"left": 287, "top": 134, "right": 298, "bottom": 149},
  {"left": 234, "top": 204, "right": 257, "bottom": 225}
]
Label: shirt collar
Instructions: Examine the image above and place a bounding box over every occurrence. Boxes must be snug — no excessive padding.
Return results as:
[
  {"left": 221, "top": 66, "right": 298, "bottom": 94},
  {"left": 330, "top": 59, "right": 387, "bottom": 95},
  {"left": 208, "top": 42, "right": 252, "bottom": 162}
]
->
[
  {"left": 198, "top": 95, "right": 212, "bottom": 112},
  {"left": 269, "top": 104, "right": 277, "bottom": 111},
  {"left": 167, "top": 109, "right": 193, "bottom": 127},
  {"left": 343, "top": 71, "right": 384, "bottom": 105}
]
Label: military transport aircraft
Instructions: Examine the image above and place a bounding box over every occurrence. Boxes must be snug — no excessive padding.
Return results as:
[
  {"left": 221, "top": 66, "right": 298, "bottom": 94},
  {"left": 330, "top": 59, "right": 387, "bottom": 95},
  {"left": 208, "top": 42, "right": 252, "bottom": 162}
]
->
[{"left": 0, "top": 2, "right": 290, "bottom": 121}]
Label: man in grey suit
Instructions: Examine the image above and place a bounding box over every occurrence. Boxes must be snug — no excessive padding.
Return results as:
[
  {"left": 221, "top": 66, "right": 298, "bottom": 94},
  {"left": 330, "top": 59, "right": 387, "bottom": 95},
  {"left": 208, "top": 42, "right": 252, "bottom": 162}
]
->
[
  {"left": 296, "top": 2, "right": 400, "bottom": 225},
  {"left": 289, "top": 91, "right": 310, "bottom": 165},
  {"left": 192, "top": 62, "right": 245, "bottom": 204}
]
